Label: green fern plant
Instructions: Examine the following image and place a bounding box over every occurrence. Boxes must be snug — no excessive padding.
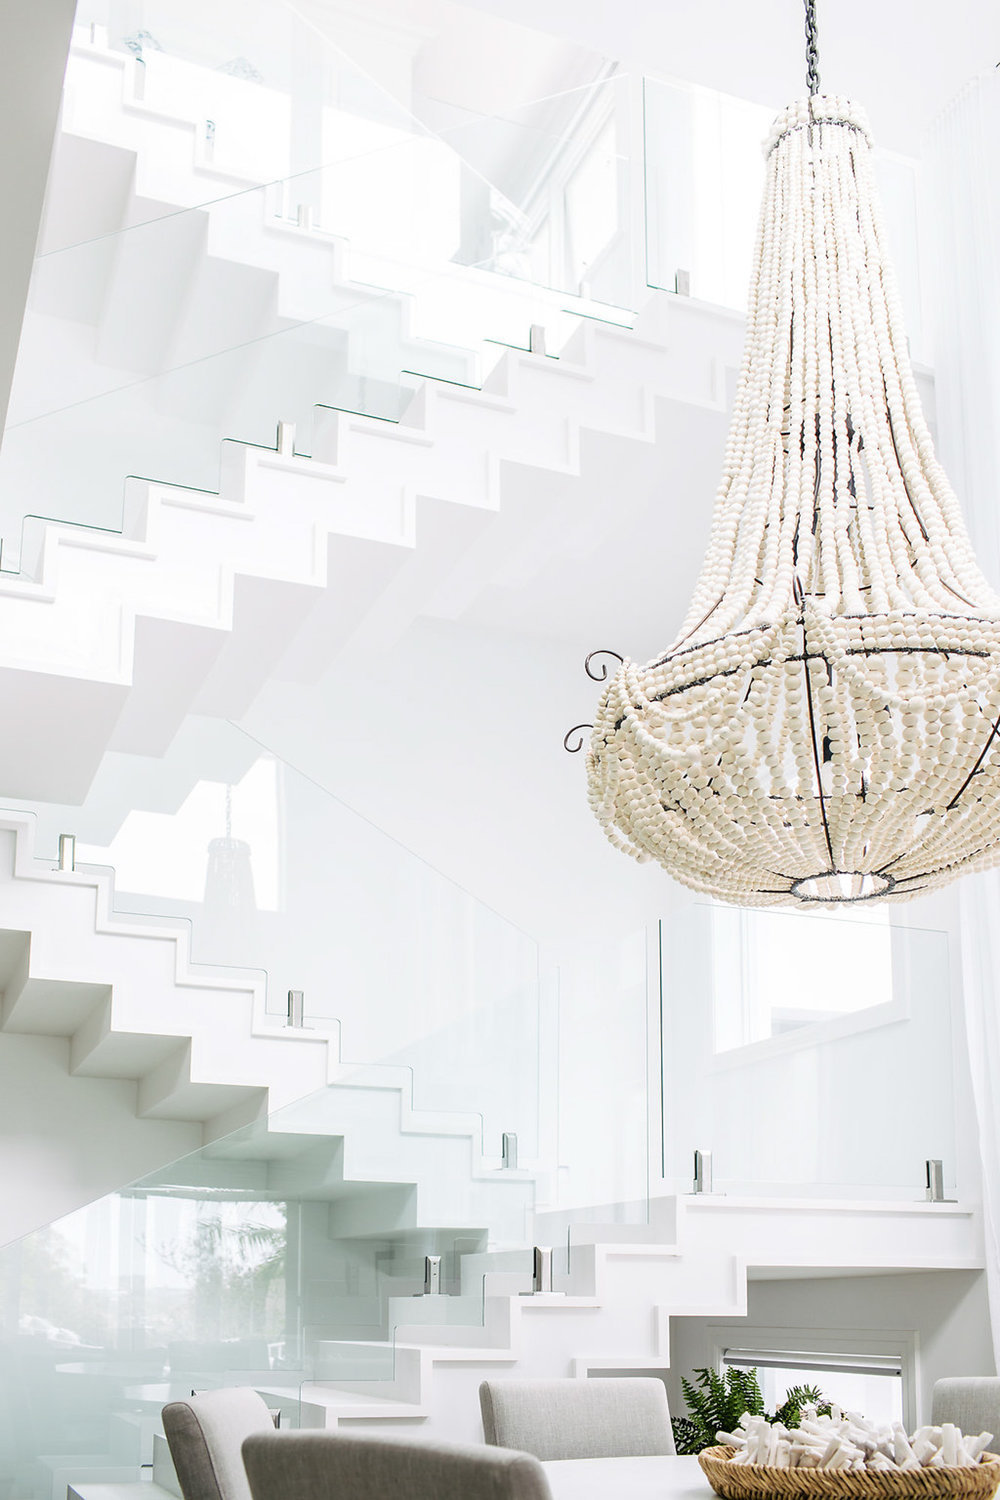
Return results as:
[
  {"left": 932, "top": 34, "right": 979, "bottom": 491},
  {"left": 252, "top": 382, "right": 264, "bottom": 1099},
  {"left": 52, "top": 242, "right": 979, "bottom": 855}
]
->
[
  {"left": 772, "top": 1383, "right": 832, "bottom": 1429},
  {"left": 673, "top": 1367, "right": 765, "bottom": 1454},
  {"left": 671, "top": 1368, "right": 832, "bottom": 1455}
]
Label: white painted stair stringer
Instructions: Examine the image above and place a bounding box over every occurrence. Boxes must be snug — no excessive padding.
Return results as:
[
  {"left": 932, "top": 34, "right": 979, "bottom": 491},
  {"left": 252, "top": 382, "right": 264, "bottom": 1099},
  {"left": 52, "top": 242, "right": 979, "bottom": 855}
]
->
[
  {"left": 271, "top": 1238, "right": 746, "bottom": 1443},
  {"left": 0, "top": 809, "right": 535, "bottom": 1242},
  {"left": 43, "top": 34, "right": 622, "bottom": 384},
  {"left": 0, "top": 814, "right": 332, "bottom": 1122},
  {"left": 29, "top": 146, "right": 479, "bottom": 422},
  {"left": 282, "top": 1192, "right": 984, "bottom": 1439},
  {"left": 39, "top": 34, "right": 765, "bottom": 454}
]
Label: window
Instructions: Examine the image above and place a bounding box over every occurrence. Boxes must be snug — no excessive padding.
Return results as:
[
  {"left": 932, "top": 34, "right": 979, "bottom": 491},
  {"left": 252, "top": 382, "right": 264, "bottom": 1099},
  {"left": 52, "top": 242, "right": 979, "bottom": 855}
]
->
[
  {"left": 723, "top": 1346, "right": 905, "bottom": 1427},
  {"left": 711, "top": 904, "right": 894, "bottom": 1053},
  {"left": 521, "top": 90, "right": 622, "bottom": 297}
]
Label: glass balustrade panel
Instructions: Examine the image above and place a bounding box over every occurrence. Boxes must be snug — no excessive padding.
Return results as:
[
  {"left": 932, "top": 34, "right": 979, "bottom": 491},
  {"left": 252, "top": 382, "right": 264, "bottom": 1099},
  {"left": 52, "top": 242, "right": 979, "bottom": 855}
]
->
[
  {"left": 6, "top": 36, "right": 634, "bottom": 566},
  {"left": 0, "top": 1085, "right": 536, "bottom": 1499},
  {"left": 537, "top": 928, "right": 652, "bottom": 1259},
  {"left": 66, "top": 1, "right": 638, "bottom": 302},
  {"left": 660, "top": 900, "right": 957, "bottom": 1199},
  {"left": 21, "top": 17, "right": 928, "bottom": 564},
  {"left": 19, "top": 715, "right": 542, "bottom": 1167},
  {"left": 642, "top": 75, "right": 927, "bottom": 358}
]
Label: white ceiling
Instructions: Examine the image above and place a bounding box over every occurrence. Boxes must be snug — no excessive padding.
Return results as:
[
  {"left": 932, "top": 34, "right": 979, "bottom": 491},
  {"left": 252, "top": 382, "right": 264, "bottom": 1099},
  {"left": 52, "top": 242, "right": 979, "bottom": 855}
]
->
[
  {"left": 443, "top": 0, "right": 1000, "bottom": 155},
  {"left": 296, "top": 0, "right": 1000, "bottom": 158}
]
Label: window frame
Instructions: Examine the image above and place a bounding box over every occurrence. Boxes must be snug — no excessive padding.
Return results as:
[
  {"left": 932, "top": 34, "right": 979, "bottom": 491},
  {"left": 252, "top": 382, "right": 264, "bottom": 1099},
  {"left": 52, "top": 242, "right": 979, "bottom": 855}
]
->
[
  {"left": 707, "top": 902, "right": 908, "bottom": 1071},
  {"left": 707, "top": 1321, "right": 918, "bottom": 1431}
]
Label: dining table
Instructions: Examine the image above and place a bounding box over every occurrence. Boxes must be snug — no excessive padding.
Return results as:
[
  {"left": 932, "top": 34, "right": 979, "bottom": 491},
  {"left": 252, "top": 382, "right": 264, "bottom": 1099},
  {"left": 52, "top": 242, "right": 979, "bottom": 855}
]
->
[{"left": 542, "top": 1453, "right": 711, "bottom": 1500}]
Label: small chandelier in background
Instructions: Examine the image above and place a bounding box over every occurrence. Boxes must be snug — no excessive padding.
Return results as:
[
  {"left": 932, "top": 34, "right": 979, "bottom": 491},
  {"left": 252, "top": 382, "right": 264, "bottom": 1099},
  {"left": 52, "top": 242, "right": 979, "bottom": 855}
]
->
[
  {"left": 572, "top": 2, "right": 1000, "bottom": 907},
  {"left": 203, "top": 785, "right": 257, "bottom": 917}
]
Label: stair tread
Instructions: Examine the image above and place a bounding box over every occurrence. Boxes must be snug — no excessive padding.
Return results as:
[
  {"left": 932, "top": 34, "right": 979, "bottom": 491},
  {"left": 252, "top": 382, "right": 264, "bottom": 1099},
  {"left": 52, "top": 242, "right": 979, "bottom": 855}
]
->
[
  {"left": 264, "top": 1383, "right": 425, "bottom": 1417},
  {"left": 69, "top": 1486, "right": 172, "bottom": 1500}
]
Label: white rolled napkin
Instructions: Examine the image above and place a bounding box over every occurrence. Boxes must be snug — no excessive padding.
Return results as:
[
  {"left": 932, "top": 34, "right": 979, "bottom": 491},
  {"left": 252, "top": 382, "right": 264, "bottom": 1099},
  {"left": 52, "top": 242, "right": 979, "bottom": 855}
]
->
[{"left": 714, "top": 1408, "right": 995, "bottom": 1471}]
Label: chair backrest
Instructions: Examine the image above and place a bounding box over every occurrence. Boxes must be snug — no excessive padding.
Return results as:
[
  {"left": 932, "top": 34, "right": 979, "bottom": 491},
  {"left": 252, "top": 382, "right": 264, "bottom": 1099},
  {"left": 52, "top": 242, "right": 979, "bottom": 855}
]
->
[
  {"left": 242, "top": 1430, "right": 553, "bottom": 1500},
  {"left": 479, "top": 1376, "right": 676, "bottom": 1461},
  {"left": 931, "top": 1378, "right": 1000, "bottom": 1439},
  {"left": 163, "top": 1387, "right": 277, "bottom": 1500}
]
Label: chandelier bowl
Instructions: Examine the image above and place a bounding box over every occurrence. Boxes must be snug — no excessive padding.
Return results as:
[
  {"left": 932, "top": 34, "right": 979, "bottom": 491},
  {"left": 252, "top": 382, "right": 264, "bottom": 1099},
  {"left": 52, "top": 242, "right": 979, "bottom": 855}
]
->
[{"left": 589, "top": 604, "right": 1000, "bottom": 907}]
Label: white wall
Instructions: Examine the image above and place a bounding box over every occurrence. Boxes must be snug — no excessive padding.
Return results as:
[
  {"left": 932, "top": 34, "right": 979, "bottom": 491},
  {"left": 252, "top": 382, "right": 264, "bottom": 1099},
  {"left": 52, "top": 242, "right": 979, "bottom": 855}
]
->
[
  {"left": 441, "top": 0, "right": 1000, "bottom": 156},
  {"left": 242, "top": 617, "right": 659, "bottom": 945},
  {"left": 0, "top": 1033, "right": 202, "bottom": 1246}
]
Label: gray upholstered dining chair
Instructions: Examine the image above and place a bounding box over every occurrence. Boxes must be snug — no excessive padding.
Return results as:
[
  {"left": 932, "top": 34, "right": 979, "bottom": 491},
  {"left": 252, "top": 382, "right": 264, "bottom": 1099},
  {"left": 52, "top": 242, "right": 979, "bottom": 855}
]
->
[
  {"left": 931, "top": 1378, "right": 1000, "bottom": 1439},
  {"left": 479, "top": 1376, "right": 676, "bottom": 1461},
  {"left": 162, "top": 1387, "right": 278, "bottom": 1500},
  {"left": 242, "top": 1429, "right": 554, "bottom": 1500}
]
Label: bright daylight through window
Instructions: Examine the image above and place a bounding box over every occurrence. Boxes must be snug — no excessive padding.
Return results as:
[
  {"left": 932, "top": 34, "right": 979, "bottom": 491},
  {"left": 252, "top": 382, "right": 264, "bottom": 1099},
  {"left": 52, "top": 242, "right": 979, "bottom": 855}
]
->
[
  {"left": 724, "top": 1349, "right": 905, "bottom": 1428},
  {"left": 712, "top": 906, "right": 893, "bottom": 1052}
]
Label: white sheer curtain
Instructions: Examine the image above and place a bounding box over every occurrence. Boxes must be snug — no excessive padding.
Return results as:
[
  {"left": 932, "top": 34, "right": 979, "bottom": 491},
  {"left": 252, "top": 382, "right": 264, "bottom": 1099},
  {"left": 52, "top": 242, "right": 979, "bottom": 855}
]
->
[
  {"left": 924, "top": 70, "right": 1000, "bottom": 1364},
  {"left": 955, "top": 875, "right": 1000, "bottom": 1360}
]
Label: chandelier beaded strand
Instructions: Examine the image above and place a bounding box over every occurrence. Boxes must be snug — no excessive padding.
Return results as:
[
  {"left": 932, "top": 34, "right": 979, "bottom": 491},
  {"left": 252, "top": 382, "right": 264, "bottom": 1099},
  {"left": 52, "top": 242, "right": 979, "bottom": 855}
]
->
[{"left": 585, "top": 89, "right": 1000, "bottom": 907}]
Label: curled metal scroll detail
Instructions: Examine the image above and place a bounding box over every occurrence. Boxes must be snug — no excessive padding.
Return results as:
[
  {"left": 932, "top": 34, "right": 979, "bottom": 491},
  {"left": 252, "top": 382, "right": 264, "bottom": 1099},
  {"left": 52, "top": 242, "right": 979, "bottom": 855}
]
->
[
  {"left": 563, "top": 724, "right": 593, "bottom": 754},
  {"left": 585, "top": 649, "right": 625, "bottom": 682}
]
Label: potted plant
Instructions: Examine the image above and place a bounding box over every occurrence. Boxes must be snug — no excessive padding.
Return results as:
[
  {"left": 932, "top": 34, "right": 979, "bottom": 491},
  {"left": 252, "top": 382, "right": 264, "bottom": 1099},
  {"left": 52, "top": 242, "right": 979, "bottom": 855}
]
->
[{"left": 672, "top": 1367, "right": 832, "bottom": 1455}]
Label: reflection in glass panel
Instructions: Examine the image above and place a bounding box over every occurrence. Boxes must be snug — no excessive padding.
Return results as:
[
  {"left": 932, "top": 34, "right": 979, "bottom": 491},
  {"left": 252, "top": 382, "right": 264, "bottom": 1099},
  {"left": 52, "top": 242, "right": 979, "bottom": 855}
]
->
[
  {"left": 78, "top": 759, "right": 279, "bottom": 910},
  {"left": 0, "top": 1081, "right": 533, "bottom": 1499},
  {"left": 7, "top": 1189, "right": 290, "bottom": 1359},
  {"left": 712, "top": 906, "right": 893, "bottom": 1052},
  {"left": 137, "top": 1197, "right": 288, "bottom": 1355},
  {"left": 563, "top": 117, "right": 619, "bottom": 291},
  {"left": 0, "top": 1189, "right": 292, "bottom": 1500}
]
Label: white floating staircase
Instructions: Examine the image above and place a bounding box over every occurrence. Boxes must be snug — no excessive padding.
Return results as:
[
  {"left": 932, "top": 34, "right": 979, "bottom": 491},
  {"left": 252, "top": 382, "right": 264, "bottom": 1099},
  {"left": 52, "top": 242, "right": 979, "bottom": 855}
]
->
[
  {"left": 18, "top": 21, "right": 590, "bottom": 528},
  {"left": 282, "top": 1187, "right": 983, "bottom": 1443},
  {"left": 0, "top": 24, "right": 749, "bottom": 805},
  {"left": 0, "top": 808, "right": 534, "bottom": 1244},
  {"left": 57, "top": 1192, "right": 983, "bottom": 1500},
  {"left": 0, "top": 296, "right": 739, "bottom": 804},
  {"left": 0, "top": 792, "right": 545, "bottom": 1500},
  {"left": 0, "top": 798, "right": 980, "bottom": 1483},
  {"left": 0, "top": 805, "right": 981, "bottom": 1487},
  {"left": 46, "top": 28, "right": 617, "bottom": 371}
]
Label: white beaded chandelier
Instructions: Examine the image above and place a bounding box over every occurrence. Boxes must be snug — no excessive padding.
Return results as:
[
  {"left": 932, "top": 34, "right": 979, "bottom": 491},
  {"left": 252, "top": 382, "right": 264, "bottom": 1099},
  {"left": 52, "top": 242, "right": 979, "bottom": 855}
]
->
[{"left": 583, "top": 12, "right": 1000, "bottom": 908}]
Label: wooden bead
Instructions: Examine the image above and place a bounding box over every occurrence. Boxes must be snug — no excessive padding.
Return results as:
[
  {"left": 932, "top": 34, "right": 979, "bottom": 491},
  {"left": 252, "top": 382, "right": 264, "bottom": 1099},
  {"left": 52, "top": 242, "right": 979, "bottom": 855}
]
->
[{"left": 586, "top": 96, "right": 1000, "bottom": 908}]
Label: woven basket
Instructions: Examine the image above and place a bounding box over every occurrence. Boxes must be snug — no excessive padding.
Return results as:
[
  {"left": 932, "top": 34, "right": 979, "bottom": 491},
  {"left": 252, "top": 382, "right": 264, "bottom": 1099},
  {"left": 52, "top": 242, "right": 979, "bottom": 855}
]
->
[{"left": 698, "top": 1446, "right": 1000, "bottom": 1500}]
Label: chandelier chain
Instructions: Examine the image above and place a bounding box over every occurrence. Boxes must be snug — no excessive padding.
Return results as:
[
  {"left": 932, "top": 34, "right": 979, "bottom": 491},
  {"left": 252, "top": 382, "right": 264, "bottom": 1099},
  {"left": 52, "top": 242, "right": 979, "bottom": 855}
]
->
[{"left": 804, "top": 0, "right": 820, "bottom": 96}]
